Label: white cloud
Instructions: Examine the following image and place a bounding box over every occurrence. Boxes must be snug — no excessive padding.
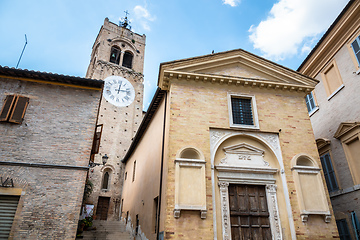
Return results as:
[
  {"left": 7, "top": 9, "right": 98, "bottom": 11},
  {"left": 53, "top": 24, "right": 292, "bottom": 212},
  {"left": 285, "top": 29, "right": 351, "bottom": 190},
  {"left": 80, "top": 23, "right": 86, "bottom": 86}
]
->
[
  {"left": 248, "top": 0, "right": 348, "bottom": 61},
  {"left": 223, "top": 0, "right": 241, "bottom": 7},
  {"left": 133, "top": 5, "right": 156, "bottom": 31}
]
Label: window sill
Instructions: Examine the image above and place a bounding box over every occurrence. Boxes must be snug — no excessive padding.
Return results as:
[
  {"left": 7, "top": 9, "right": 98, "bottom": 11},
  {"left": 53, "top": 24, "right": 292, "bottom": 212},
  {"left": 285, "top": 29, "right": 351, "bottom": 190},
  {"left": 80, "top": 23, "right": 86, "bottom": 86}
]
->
[
  {"left": 230, "top": 123, "right": 260, "bottom": 130},
  {"left": 329, "top": 184, "right": 360, "bottom": 198},
  {"left": 327, "top": 84, "right": 344, "bottom": 101},
  {"left": 308, "top": 106, "right": 319, "bottom": 117}
]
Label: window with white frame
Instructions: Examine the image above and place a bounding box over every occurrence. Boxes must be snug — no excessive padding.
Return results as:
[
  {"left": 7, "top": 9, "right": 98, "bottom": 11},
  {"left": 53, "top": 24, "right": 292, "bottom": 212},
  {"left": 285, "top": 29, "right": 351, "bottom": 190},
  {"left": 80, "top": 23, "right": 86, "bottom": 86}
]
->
[
  {"left": 351, "top": 35, "right": 360, "bottom": 66},
  {"left": 229, "top": 94, "right": 259, "bottom": 129},
  {"left": 305, "top": 92, "right": 317, "bottom": 114}
]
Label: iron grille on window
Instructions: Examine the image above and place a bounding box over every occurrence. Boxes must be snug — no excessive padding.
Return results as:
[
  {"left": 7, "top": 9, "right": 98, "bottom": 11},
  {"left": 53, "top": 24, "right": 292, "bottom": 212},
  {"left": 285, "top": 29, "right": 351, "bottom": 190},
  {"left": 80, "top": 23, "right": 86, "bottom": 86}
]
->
[{"left": 231, "top": 97, "right": 253, "bottom": 125}]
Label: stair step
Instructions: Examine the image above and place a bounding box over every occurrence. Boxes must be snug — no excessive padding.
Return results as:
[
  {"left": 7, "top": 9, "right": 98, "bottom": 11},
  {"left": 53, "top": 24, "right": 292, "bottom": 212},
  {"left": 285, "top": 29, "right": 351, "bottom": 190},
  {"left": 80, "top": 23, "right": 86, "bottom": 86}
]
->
[{"left": 80, "top": 220, "right": 132, "bottom": 240}]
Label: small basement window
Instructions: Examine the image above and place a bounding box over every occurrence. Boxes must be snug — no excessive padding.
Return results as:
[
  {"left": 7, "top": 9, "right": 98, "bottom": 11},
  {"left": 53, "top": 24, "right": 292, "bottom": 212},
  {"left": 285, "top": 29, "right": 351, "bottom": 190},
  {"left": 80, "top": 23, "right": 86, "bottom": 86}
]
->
[{"left": 0, "top": 94, "right": 29, "bottom": 124}]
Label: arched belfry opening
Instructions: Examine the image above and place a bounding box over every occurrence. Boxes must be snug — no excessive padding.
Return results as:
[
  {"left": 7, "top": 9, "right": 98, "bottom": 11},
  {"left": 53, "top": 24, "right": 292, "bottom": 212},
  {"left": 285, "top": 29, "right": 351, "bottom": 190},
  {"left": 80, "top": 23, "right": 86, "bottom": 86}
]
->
[
  {"left": 110, "top": 46, "right": 121, "bottom": 65},
  {"left": 122, "top": 51, "right": 133, "bottom": 69}
]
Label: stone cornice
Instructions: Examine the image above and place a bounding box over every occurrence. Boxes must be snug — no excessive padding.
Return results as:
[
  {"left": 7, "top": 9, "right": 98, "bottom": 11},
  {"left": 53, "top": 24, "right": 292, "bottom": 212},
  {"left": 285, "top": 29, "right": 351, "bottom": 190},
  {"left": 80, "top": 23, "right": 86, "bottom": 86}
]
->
[
  {"left": 97, "top": 60, "right": 144, "bottom": 82},
  {"left": 161, "top": 70, "right": 314, "bottom": 93}
]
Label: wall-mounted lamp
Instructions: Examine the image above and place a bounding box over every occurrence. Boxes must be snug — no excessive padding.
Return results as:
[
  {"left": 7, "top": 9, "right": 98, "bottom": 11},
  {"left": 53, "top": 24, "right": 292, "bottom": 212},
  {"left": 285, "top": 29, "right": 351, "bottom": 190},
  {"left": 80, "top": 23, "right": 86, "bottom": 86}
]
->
[
  {"left": 89, "top": 154, "right": 109, "bottom": 168},
  {"left": 102, "top": 154, "right": 109, "bottom": 165}
]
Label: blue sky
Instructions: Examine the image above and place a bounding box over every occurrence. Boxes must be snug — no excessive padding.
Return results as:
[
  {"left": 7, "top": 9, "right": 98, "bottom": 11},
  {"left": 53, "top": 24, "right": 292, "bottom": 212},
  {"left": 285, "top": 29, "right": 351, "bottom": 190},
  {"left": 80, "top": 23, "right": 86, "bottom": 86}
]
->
[{"left": 0, "top": 0, "right": 349, "bottom": 110}]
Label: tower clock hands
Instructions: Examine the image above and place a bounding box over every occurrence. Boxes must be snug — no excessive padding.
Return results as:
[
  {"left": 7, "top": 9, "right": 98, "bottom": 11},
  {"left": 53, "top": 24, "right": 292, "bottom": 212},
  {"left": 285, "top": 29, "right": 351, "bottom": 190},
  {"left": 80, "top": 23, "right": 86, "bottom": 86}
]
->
[{"left": 116, "top": 82, "right": 122, "bottom": 94}]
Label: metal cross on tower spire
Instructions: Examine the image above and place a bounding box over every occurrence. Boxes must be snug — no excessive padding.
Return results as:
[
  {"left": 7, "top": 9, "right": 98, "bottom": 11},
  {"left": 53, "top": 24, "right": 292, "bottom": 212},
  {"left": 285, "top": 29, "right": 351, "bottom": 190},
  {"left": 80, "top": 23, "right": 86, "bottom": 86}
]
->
[{"left": 119, "top": 10, "right": 131, "bottom": 30}]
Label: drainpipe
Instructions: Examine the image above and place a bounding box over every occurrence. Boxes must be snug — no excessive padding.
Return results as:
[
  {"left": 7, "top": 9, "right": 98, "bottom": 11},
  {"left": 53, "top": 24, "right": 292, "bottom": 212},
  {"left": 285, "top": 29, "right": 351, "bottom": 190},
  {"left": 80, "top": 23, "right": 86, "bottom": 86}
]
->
[{"left": 156, "top": 91, "right": 167, "bottom": 240}]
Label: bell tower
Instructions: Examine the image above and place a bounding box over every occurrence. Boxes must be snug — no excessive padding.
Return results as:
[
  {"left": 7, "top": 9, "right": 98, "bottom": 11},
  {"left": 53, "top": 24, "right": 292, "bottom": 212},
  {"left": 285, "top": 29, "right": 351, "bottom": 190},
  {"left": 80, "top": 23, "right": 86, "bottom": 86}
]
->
[{"left": 86, "top": 16, "right": 146, "bottom": 221}]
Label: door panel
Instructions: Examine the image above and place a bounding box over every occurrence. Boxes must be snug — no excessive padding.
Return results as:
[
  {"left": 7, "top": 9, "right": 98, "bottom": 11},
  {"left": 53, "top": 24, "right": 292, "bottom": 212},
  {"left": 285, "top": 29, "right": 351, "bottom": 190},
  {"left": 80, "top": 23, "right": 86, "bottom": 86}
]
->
[
  {"left": 96, "top": 197, "right": 110, "bottom": 220},
  {"left": 229, "top": 184, "right": 271, "bottom": 240}
]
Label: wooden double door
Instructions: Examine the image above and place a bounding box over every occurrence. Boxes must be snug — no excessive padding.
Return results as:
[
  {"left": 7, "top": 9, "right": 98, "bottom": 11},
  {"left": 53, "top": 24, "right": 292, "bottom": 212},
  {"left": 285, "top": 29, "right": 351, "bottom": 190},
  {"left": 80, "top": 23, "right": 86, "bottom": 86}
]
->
[
  {"left": 229, "top": 184, "right": 272, "bottom": 240},
  {"left": 96, "top": 197, "right": 110, "bottom": 220}
]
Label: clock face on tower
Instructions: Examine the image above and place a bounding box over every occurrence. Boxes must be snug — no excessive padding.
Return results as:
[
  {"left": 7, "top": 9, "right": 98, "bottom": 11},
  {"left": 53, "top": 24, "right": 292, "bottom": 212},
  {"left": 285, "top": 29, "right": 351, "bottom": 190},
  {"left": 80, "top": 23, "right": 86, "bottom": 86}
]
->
[{"left": 103, "top": 76, "right": 135, "bottom": 107}]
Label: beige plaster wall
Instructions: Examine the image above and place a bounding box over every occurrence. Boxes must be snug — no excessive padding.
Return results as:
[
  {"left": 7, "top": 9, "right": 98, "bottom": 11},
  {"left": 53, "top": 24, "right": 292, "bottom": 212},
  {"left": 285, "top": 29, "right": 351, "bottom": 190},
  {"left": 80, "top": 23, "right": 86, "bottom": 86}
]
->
[
  {"left": 121, "top": 98, "right": 165, "bottom": 240},
  {"left": 163, "top": 79, "right": 338, "bottom": 239}
]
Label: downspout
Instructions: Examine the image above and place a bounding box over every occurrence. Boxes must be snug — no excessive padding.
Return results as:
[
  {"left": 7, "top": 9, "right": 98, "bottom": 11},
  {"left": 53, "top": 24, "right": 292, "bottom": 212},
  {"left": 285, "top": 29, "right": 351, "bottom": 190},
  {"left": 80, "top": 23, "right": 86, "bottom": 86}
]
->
[{"left": 156, "top": 91, "right": 167, "bottom": 240}]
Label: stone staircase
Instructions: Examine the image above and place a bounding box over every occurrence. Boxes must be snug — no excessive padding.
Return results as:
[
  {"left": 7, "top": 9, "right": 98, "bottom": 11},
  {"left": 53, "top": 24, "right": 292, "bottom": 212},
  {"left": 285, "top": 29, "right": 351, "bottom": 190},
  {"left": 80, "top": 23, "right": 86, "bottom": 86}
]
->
[{"left": 80, "top": 220, "right": 132, "bottom": 240}]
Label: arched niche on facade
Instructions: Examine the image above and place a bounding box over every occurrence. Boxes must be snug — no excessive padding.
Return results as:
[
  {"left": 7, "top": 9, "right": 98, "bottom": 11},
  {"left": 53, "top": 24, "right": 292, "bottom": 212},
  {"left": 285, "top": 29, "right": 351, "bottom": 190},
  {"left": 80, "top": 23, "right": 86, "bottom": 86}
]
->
[
  {"left": 291, "top": 154, "right": 331, "bottom": 223},
  {"left": 101, "top": 167, "right": 113, "bottom": 191},
  {"left": 213, "top": 134, "right": 283, "bottom": 240},
  {"left": 174, "top": 146, "right": 206, "bottom": 219}
]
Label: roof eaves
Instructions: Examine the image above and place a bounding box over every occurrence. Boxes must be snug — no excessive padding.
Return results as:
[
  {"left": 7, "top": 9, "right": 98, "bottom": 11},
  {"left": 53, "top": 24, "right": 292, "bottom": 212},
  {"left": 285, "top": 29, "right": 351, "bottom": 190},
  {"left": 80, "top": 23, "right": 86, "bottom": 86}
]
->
[
  {"left": 297, "top": 0, "right": 355, "bottom": 71},
  {"left": 0, "top": 65, "right": 103, "bottom": 89}
]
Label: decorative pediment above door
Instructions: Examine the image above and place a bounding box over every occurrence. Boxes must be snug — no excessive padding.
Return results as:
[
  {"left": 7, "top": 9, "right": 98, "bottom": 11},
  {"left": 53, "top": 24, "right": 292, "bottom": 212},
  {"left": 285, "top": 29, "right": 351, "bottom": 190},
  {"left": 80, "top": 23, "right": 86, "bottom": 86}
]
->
[{"left": 220, "top": 143, "right": 269, "bottom": 167}]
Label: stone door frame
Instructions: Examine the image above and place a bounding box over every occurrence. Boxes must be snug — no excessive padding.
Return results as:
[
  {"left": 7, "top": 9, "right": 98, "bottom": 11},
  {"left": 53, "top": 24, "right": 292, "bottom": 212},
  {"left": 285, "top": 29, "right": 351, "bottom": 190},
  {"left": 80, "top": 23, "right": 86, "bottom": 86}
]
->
[
  {"left": 217, "top": 177, "right": 281, "bottom": 240},
  {"left": 210, "top": 129, "right": 296, "bottom": 240}
]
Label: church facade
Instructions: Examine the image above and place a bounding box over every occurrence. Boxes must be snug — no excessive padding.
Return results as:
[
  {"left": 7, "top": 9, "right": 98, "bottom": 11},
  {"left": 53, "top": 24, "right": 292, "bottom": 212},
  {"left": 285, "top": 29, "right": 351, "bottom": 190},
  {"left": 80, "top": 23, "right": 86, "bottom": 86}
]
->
[
  {"left": 85, "top": 17, "right": 146, "bottom": 221},
  {"left": 121, "top": 49, "right": 339, "bottom": 239}
]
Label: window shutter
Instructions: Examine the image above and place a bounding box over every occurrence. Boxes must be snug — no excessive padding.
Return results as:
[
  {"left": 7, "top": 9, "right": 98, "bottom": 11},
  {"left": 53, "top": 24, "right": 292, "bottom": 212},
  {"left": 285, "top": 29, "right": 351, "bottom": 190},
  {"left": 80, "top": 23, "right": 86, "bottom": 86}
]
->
[
  {"left": 320, "top": 153, "right": 339, "bottom": 192},
  {"left": 0, "top": 95, "right": 16, "bottom": 122},
  {"left": 91, "top": 124, "right": 103, "bottom": 154},
  {"left": 8, "top": 96, "right": 29, "bottom": 124}
]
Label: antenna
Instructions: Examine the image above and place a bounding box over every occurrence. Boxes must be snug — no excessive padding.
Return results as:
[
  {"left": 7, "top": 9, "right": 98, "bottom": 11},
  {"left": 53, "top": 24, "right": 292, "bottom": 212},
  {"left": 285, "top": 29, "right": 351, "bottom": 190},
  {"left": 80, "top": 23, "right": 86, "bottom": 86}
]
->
[{"left": 16, "top": 34, "right": 28, "bottom": 69}]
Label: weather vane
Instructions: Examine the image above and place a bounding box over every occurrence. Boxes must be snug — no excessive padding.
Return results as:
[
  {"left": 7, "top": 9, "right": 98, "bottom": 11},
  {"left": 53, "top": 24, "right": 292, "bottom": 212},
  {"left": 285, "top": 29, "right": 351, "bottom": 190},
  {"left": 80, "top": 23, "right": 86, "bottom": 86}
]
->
[{"left": 119, "top": 10, "right": 131, "bottom": 30}]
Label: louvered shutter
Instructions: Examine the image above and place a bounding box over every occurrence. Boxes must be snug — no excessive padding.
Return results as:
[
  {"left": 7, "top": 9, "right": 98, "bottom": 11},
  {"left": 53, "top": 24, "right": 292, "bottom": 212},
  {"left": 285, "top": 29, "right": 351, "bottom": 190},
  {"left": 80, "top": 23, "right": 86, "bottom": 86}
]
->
[
  {"left": 320, "top": 153, "right": 339, "bottom": 192},
  {"left": 9, "top": 96, "right": 29, "bottom": 124},
  {"left": 91, "top": 124, "right": 103, "bottom": 154},
  {"left": 0, "top": 195, "right": 20, "bottom": 239},
  {"left": 0, "top": 95, "right": 16, "bottom": 122}
]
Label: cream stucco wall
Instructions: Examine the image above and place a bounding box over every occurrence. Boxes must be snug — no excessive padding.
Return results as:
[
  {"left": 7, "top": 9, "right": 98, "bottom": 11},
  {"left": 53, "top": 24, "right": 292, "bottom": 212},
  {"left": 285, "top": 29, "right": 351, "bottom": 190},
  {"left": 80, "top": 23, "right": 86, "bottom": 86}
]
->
[{"left": 121, "top": 97, "right": 165, "bottom": 240}]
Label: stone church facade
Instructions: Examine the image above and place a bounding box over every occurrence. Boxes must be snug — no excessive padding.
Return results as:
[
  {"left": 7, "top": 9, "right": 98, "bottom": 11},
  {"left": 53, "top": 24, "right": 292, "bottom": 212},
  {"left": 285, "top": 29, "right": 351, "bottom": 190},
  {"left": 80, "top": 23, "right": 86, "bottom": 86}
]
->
[
  {"left": 121, "top": 49, "right": 339, "bottom": 239},
  {"left": 85, "top": 17, "right": 146, "bottom": 221}
]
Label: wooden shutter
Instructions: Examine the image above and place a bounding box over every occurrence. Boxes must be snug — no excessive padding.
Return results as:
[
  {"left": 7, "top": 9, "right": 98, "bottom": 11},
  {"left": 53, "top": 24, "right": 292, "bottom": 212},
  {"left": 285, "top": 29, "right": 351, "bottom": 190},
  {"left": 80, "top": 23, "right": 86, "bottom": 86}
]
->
[
  {"left": 0, "top": 195, "right": 20, "bottom": 239},
  {"left": 336, "top": 219, "right": 351, "bottom": 240},
  {"left": 9, "top": 96, "right": 29, "bottom": 124},
  {"left": 91, "top": 124, "right": 103, "bottom": 154},
  {"left": 320, "top": 153, "right": 339, "bottom": 192},
  {"left": 0, "top": 95, "right": 16, "bottom": 122}
]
